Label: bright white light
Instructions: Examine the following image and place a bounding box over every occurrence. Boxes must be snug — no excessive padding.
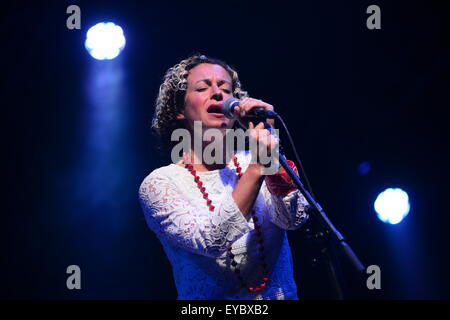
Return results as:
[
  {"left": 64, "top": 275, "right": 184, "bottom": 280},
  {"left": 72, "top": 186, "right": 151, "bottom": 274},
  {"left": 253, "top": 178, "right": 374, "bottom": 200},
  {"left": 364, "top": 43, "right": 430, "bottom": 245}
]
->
[
  {"left": 374, "top": 188, "right": 410, "bottom": 224},
  {"left": 85, "top": 22, "right": 126, "bottom": 60}
]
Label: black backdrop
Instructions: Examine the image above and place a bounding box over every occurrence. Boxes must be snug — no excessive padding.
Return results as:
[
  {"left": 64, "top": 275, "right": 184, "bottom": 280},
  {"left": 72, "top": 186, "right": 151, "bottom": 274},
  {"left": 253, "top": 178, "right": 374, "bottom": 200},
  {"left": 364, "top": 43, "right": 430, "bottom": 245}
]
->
[{"left": 2, "top": 0, "right": 449, "bottom": 299}]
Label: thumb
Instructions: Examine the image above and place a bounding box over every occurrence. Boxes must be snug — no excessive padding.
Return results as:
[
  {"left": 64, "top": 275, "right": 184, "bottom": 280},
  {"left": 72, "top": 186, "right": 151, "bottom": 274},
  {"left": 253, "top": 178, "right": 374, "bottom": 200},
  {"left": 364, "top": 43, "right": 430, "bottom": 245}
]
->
[{"left": 234, "top": 106, "right": 241, "bottom": 117}]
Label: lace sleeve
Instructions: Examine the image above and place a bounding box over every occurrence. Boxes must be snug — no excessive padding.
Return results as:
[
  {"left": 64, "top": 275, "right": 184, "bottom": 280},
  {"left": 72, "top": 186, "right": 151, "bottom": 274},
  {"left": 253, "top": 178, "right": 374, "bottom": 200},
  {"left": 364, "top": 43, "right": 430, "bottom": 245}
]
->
[
  {"left": 139, "top": 172, "right": 251, "bottom": 258},
  {"left": 262, "top": 182, "right": 309, "bottom": 230}
]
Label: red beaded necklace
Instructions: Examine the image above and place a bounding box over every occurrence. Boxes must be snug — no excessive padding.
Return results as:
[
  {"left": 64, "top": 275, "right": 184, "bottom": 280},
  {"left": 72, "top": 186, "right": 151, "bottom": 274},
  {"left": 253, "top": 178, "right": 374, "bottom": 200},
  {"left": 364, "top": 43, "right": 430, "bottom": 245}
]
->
[{"left": 183, "top": 154, "right": 269, "bottom": 293}]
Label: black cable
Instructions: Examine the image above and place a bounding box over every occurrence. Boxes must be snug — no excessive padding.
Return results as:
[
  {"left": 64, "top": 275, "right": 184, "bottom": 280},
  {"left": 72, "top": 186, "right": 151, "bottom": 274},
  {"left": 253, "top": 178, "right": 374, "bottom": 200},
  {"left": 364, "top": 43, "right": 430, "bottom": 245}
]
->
[{"left": 275, "top": 114, "right": 316, "bottom": 199}]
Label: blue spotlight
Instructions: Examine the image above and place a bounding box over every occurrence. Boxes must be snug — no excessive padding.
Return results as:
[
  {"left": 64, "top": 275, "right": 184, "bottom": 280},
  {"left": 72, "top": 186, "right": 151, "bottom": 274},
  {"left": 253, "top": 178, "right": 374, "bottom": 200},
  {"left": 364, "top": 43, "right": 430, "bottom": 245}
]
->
[
  {"left": 358, "top": 161, "right": 371, "bottom": 175},
  {"left": 85, "top": 22, "right": 126, "bottom": 60},
  {"left": 374, "top": 188, "right": 410, "bottom": 224}
]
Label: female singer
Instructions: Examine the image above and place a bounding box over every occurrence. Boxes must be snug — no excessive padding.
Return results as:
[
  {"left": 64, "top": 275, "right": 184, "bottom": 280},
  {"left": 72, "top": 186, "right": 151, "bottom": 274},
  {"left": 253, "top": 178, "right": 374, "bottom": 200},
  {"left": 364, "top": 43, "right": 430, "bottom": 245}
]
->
[{"left": 139, "top": 54, "right": 309, "bottom": 299}]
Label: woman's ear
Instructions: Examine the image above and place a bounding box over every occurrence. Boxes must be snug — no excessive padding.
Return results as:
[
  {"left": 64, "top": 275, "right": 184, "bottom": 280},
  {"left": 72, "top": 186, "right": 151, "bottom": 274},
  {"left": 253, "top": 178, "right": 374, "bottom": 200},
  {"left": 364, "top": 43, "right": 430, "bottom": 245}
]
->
[{"left": 176, "top": 113, "right": 186, "bottom": 120}]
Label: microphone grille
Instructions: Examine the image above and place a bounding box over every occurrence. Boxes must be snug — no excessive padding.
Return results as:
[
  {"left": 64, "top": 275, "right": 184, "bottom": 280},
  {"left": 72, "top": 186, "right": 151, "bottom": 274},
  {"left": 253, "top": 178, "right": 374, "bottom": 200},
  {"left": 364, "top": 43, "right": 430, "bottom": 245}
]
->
[{"left": 221, "top": 98, "right": 240, "bottom": 119}]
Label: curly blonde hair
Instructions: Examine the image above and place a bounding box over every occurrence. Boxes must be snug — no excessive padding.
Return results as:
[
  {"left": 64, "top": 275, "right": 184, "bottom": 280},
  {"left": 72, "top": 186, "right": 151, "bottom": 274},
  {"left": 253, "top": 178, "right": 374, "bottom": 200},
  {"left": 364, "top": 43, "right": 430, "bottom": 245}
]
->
[{"left": 151, "top": 54, "right": 248, "bottom": 149}]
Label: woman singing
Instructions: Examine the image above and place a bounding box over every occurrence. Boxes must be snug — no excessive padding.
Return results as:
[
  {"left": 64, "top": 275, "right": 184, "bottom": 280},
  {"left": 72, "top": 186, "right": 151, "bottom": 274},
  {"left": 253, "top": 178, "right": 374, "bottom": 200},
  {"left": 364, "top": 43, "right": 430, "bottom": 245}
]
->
[{"left": 139, "top": 54, "right": 309, "bottom": 299}]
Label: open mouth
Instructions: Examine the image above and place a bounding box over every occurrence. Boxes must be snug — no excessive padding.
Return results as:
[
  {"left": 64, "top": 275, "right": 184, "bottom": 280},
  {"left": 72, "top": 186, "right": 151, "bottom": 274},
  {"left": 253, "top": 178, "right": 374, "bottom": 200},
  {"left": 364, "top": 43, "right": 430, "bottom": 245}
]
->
[{"left": 207, "top": 104, "right": 222, "bottom": 113}]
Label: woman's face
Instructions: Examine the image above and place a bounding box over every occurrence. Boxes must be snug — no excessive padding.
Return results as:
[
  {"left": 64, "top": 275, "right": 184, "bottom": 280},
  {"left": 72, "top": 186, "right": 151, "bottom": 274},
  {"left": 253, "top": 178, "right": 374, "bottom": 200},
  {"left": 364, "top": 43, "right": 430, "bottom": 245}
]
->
[{"left": 177, "top": 63, "right": 235, "bottom": 132}]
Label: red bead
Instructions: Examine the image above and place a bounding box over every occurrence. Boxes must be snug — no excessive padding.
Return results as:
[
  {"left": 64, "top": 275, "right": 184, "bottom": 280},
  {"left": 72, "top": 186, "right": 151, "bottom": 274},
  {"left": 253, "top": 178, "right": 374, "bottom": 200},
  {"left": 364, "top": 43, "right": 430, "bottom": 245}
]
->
[{"left": 183, "top": 160, "right": 269, "bottom": 291}]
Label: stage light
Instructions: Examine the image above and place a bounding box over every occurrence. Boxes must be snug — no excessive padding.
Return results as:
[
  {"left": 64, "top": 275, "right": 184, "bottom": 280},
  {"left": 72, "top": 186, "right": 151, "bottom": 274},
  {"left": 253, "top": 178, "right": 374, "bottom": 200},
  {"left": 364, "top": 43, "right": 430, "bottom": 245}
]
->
[
  {"left": 374, "top": 188, "right": 410, "bottom": 224},
  {"left": 85, "top": 22, "right": 126, "bottom": 60},
  {"left": 358, "top": 161, "right": 371, "bottom": 175}
]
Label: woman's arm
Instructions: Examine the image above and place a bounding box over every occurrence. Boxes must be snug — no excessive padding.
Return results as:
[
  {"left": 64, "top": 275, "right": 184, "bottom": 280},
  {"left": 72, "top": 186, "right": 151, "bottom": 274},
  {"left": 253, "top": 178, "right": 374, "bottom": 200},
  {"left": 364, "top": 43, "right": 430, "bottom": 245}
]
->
[
  {"left": 263, "top": 186, "right": 309, "bottom": 230},
  {"left": 139, "top": 172, "right": 251, "bottom": 258},
  {"left": 231, "top": 118, "right": 279, "bottom": 219},
  {"left": 232, "top": 163, "right": 265, "bottom": 219},
  {"left": 263, "top": 162, "right": 310, "bottom": 230}
]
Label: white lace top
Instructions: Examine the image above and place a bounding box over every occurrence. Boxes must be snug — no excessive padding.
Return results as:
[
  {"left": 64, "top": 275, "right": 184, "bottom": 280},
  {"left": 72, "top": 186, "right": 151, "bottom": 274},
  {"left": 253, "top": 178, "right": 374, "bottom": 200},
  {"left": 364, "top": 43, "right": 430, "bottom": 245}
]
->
[{"left": 139, "top": 150, "right": 309, "bottom": 300}]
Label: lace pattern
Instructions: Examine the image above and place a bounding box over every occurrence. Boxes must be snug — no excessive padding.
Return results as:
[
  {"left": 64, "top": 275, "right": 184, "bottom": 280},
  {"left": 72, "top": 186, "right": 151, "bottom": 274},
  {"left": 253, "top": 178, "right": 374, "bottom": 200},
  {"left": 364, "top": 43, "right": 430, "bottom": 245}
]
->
[
  {"left": 139, "top": 150, "right": 309, "bottom": 299},
  {"left": 140, "top": 173, "right": 251, "bottom": 257}
]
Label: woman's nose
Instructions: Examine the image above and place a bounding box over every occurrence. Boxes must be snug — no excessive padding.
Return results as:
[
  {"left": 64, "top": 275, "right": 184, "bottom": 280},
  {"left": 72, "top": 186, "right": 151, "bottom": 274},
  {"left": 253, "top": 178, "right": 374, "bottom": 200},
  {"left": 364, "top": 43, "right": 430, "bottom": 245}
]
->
[{"left": 211, "top": 85, "right": 223, "bottom": 101}]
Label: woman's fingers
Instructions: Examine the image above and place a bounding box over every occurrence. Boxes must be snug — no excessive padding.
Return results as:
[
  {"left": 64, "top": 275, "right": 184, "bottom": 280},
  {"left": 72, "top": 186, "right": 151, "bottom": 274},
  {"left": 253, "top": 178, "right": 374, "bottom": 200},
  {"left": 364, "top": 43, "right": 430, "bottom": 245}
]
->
[
  {"left": 238, "top": 97, "right": 274, "bottom": 117},
  {"left": 249, "top": 122, "right": 277, "bottom": 149},
  {"left": 233, "top": 97, "right": 275, "bottom": 130},
  {"left": 255, "top": 121, "right": 265, "bottom": 129},
  {"left": 248, "top": 121, "right": 266, "bottom": 135}
]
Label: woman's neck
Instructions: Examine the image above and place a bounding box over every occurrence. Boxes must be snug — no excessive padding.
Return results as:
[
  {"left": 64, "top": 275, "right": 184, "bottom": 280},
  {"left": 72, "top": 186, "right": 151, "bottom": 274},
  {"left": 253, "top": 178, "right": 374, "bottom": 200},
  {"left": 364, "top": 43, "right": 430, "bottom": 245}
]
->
[{"left": 177, "top": 140, "right": 233, "bottom": 172}]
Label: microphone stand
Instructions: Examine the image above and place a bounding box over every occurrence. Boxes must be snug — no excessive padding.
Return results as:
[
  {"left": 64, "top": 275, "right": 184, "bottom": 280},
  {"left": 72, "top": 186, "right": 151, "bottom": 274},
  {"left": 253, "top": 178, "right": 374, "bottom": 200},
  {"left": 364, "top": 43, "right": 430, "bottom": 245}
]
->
[
  {"left": 279, "top": 152, "right": 365, "bottom": 297},
  {"left": 264, "top": 121, "right": 366, "bottom": 299}
]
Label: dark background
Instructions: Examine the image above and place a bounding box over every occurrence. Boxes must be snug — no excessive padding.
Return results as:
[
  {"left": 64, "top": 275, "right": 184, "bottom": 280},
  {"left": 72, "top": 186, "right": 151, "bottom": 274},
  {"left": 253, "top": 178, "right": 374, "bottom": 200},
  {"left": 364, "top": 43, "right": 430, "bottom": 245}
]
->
[{"left": 2, "top": 0, "right": 449, "bottom": 299}]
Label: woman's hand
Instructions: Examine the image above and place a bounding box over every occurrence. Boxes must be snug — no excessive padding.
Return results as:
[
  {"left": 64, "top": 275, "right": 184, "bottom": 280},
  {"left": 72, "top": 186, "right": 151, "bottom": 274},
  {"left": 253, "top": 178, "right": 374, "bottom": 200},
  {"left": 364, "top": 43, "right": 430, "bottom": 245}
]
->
[
  {"left": 234, "top": 97, "right": 275, "bottom": 129},
  {"left": 232, "top": 120, "right": 280, "bottom": 217},
  {"left": 248, "top": 121, "right": 279, "bottom": 168},
  {"left": 265, "top": 160, "right": 299, "bottom": 196}
]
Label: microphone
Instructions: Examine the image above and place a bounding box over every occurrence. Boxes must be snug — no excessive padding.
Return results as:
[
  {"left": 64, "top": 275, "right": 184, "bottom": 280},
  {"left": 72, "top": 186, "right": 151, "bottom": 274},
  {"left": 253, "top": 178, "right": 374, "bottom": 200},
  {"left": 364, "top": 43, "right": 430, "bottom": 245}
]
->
[{"left": 221, "top": 98, "right": 278, "bottom": 119}]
